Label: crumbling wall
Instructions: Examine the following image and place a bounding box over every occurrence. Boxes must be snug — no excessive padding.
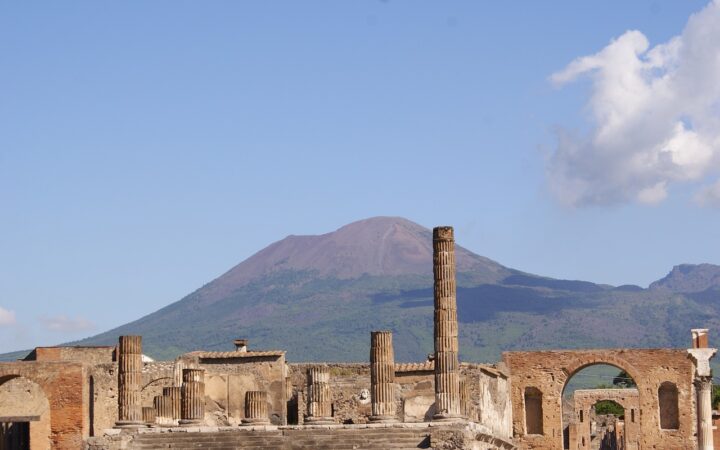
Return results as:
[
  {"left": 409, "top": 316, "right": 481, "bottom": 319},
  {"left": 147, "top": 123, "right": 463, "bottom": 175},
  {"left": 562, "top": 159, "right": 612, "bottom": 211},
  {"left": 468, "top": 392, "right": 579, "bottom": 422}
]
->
[
  {"left": 503, "top": 349, "right": 696, "bottom": 450},
  {"left": 0, "top": 376, "right": 51, "bottom": 450},
  {"left": 476, "top": 366, "right": 512, "bottom": 439}
]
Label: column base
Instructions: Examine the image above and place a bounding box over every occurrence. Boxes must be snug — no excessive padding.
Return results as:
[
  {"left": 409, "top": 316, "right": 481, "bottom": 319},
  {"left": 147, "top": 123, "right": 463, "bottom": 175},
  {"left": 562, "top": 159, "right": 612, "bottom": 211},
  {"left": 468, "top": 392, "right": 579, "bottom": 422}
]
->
[
  {"left": 178, "top": 419, "right": 203, "bottom": 427},
  {"left": 114, "top": 421, "right": 145, "bottom": 429},
  {"left": 241, "top": 418, "right": 271, "bottom": 426},
  {"left": 304, "top": 417, "right": 335, "bottom": 425},
  {"left": 369, "top": 415, "right": 397, "bottom": 423},
  {"left": 432, "top": 413, "right": 464, "bottom": 422}
]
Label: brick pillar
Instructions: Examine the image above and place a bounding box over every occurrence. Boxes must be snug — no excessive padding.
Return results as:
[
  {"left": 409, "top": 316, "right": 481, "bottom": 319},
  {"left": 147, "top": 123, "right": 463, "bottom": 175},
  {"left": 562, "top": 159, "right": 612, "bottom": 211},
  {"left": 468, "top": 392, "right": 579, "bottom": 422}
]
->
[
  {"left": 306, "top": 366, "right": 334, "bottom": 424},
  {"left": 115, "top": 335, "right": 144, "bottom": 428},
  {"left": 179, "top": 368, "right": 205, "bottom": 426},
  {"left": 433, "top": 226, "right": 461, "bottom": 420},
  {"left": 369, "top": 330, "right": 397, "bottom": 422},
  {"left": 163, "top": 386, "right": 181, "bottom": 422},
  {"left": 242, "top": 391, "right": 270, "bottom": 426},
  {"left": 142, "top": 407, "right": 156, "bottom": 425},
  {"left": 154, "top": 395, "right": 173, "bottom": 426}
]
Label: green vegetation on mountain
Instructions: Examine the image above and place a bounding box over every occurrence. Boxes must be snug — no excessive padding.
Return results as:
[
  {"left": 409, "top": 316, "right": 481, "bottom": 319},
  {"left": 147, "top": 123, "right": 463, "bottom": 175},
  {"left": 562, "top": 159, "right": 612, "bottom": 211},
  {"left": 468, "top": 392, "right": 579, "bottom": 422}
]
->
[{"left": 30, "top": 217, "right": 720, "bottom": 362}]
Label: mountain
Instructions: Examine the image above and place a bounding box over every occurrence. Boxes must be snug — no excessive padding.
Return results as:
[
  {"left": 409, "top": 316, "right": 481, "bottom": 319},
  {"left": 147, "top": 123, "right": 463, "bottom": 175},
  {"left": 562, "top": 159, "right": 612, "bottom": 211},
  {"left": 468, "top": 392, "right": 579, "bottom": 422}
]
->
[
  {"left": 649, "top": 263, "right": 720, "bottom": 293},
  {"left": 50, "top": 218, "right": 720, "bottom": 362}
]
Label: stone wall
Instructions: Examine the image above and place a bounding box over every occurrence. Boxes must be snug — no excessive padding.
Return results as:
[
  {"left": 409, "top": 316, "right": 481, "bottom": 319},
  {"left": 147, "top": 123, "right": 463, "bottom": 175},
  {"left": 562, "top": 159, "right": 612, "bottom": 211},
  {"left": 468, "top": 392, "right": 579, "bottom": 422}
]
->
[
  {"left": 503, "top": 349, "right": 697, "bottom": 450},
  {"left": 0, "top": 376, "right": 51, "bottom": 450},
  {"left": 30, "top": 346, "right": 115, "bottom": 365}
]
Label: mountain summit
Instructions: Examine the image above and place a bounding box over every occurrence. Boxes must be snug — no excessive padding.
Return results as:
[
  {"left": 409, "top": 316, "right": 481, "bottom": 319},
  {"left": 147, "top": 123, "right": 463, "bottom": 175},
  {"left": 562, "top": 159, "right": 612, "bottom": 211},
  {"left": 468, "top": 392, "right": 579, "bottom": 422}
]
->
[
  {"left": 68, "top": 217, "right": 720, "bottom": 362},
  {"left": 199, "top": 217, "right": 509, "bottom": 304}
]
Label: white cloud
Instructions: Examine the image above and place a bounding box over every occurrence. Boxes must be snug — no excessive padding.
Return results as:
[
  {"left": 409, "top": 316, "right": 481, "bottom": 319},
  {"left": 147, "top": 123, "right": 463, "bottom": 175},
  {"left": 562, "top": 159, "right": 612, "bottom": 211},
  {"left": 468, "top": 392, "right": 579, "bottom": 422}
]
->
[
  {"left": 548, "top": 0, "right": 720, "bottom": 207},
  {"left": 40, "top": 315, "right": 94, "bottom": 333},
  {"left": 0, "top": 307, "right": 16, "bottom": 326}
]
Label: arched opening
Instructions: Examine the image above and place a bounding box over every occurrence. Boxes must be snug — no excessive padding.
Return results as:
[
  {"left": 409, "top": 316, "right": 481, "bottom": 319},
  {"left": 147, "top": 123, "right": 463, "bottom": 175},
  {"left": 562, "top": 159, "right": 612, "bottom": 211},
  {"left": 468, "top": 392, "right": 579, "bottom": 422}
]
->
[
  {"left": 561, "top": 364, "right": 637, "bottom": 450},
  {"left": 658, "top": 381, "right": 679, "bottom": 430},
  {"left": 524, "top": 386, "right": 543, "bottom": 435},
  {"left": 0, "top": 375, "right": 51, "bottom": 450}
]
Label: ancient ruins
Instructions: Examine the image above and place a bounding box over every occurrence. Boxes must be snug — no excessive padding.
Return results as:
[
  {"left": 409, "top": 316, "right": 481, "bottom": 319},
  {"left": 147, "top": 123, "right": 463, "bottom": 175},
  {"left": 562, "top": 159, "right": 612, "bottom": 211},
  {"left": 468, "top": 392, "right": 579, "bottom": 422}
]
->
[{"left": 0, "top": 226, "right": 716, "bottom": 449}]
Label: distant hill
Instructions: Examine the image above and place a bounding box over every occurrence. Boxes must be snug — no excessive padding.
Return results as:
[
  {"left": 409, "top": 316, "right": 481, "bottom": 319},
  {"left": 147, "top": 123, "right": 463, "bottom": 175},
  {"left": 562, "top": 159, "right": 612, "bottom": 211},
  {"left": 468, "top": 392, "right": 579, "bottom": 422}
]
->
[{"left": 13, "top": 217, "right": 720, "bottom": 362}]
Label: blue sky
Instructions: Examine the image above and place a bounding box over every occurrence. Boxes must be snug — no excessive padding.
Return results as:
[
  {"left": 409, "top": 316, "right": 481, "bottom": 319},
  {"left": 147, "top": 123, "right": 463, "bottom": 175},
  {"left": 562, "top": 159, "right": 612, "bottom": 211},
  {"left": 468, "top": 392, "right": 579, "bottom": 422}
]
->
[{"left": 1, "top": 1, "right": 718, "bottom": 352}]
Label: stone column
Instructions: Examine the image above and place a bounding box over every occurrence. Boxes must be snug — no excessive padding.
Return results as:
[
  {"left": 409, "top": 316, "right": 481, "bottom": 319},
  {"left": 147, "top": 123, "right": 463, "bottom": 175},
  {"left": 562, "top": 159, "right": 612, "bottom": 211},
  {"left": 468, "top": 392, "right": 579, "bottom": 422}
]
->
[
  {"left": 154, "top": 395, "right": 173, "bottom": 426},
  {"left": 369, "top": 330, "right": 397, "bottom": 422},
  {"left": 142, "top": 406, "right": 156, "bottom": 425},
  {"left": 459, "top": 378, "right": 469, "bottom": 419},
  {"left": 115, "top": 335, "right": 144, "bottom": 428},
  {"left": 689, "top": 329, "right": 717, "bottom": 450},
  {"left": 306, "top": 366, "right": 334, "bottom": 424},
  {"left": 696, "top": 377, "right": 714, "bottom": 450},
  {"left": 180, "top": 368, "right": 205, "bottom": 426},
  {"left": 242, "top": 391, "right": 270, "bottom": 425},
  {"left": 163, "top": 386, "right": 181, "bottom": 422},
  {"left": 432, "top": 226, "right": 461, "bottom": 420}
]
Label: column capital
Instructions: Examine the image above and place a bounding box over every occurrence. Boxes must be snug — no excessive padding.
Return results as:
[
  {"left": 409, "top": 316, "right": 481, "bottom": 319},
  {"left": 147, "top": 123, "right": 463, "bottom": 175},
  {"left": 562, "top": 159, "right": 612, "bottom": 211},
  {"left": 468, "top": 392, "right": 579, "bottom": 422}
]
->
[{"left": 688, "top": 348, "right": 717, "bottom": 378}]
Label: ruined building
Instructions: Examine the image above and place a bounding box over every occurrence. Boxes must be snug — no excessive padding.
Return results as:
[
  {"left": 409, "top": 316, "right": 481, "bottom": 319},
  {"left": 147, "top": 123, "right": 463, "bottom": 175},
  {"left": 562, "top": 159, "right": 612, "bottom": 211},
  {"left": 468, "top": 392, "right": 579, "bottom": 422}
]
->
[{"left": 0, "top": 227, "right": 716, "bottom": 449}]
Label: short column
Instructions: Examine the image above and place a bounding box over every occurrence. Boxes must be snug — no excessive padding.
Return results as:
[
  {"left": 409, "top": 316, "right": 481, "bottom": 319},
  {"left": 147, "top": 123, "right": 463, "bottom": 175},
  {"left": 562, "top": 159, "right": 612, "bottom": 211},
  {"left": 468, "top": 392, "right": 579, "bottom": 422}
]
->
[
  {"left": 154, "top": 395, "right": 173, "bottom": 427},
  {"left": 369, "top": 330, "right": 397, "bottom": 422},
  {"left": 242, "top": 391, "right": 270, "bottom": 426},
  {"left": 179, "top": 368, "right": 205, "bottom": 426},
  {"left": 142, "top": 407, "right": 156, "bottom": 426},
  {"left": 115, "top": 335, "right": 144, "bottom": 428},
  {"left": 306, "top": 366, "right": 334, "bottom": 424},
  {"left": 163, "top": 386, "right": 182, "bottom": 423}
]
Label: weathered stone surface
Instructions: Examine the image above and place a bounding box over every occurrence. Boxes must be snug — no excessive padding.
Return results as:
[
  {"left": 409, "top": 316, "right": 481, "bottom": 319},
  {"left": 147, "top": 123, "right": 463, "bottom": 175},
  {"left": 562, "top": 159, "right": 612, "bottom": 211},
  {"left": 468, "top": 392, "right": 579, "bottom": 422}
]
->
[
  {"left": 180, "top": 368, "right": 205, "bottom": 426},
  {"left": 370, "top": 330, "right": 397, "bottom": 422},
  {"left": 504, "top": 349, "right": 697, "bottom": 449},
  {"left": 242, "top": 390, "right": 270, "bottom": 425},
  {"left": 116, "top": 335, "right": 144, "bottom": 428},
  {"left": 306, "top": 366, "right": 334, "bottom": 424},
  {"left": 432, "top": 226, "right": 461, "bottom": 420}
]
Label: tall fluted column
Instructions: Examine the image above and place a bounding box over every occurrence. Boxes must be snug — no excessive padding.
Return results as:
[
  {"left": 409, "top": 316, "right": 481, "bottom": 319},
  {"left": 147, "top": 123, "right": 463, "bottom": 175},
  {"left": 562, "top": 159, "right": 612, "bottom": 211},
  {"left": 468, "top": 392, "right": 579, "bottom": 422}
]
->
[
  {"left": 306, "top": 366, "right": 334, "bottom": 424},
  {"left": 179, "top": 368, "right": 205, "bottom": 426},
  {"left": 370, "top": 330, "right": 397, "bottom": 422},
  {"left": 163, "top": 386, "right": 181, "bottom": 422},
  {"left": 115, "top": 335, "right": 144, "bottom": 427},
  {"left": 696, "top": 377, "right": 714, "bottom": 450},
  {"left": 433, "top": 226, "right": 461, "bottom": 420},
  {"left": 242, "top": 391, "right": 270, "bottom": 425}
]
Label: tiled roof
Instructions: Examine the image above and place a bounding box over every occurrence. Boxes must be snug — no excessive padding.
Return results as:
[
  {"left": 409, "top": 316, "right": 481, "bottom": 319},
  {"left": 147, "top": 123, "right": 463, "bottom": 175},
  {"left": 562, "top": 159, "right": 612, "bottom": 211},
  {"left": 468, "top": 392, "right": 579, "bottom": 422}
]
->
[{"left": 184, "top": 350, "right": 285, "bottom": 359}]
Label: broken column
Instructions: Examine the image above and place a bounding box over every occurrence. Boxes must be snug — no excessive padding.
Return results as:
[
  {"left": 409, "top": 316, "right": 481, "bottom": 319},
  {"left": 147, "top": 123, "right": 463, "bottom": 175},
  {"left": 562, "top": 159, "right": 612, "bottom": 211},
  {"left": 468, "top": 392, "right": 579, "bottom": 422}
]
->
[
  {"left": 115, "top": 335, "right": 144, "bottom": 428},
  {"left": 179, "top": 368, "right": 205, "bottom": 426},
  {"left": 459, "top": 378, "right": 469, "bottom": 418},
  {"left": 306, "top": 366, "right": 333, "bottom": 424},
  {"left": 432, "top": 226, "right": 461, "bottom": 420},
  {"left": 142, "top": 406, "right": 156, "bottom": 425},
  {"left": 369, "top": 330, "right": 397, "bottom": 422},
  {"left": 242, "top": 391, "right": 270, "bottom": 425},
  {"left": 688, "top": 329, "right": 717, "bottom": 450},
  {"left": 163, "top": 386, "right": 181, "bottom": 423},
  {"left": 154, "top": 395, "right": 173, "bottom": 426}
]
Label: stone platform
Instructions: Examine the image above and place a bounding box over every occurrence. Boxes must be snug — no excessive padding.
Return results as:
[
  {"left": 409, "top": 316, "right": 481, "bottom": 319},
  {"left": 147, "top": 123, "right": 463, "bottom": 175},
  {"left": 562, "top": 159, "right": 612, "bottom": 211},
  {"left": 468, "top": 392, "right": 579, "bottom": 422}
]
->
[{"left": 86, "top": 421, "right": 516, "bottom": 450}]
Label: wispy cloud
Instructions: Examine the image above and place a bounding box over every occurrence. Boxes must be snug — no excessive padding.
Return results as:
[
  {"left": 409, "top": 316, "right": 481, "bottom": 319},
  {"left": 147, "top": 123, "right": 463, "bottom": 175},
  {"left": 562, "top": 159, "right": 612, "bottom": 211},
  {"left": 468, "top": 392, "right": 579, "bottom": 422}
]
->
[
  {"left": 0, "top": 307, "right": 16, "bottom": 326},
  {"left": 547, "top": 0, "right": 720, "bottom": 207},
  {"left": 40, "top": 315, "right": 94, "bottom": 333}
]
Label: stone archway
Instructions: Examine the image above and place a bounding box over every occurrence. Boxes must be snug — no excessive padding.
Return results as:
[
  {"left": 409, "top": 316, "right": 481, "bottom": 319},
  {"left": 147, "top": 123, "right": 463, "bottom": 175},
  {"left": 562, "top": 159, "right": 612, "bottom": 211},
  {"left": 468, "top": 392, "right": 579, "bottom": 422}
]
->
[
  {"left": 503, "top": 349, "right": 696, "bottom": 450},
  {"left": 0, "top": 375, "right": 51, "bottom": 450},
  {"left": 568, "top": 388, "right": 640, "bottom": 450},
  {"left": 0, "top": 362, "right": 85, "bottom": 450}
]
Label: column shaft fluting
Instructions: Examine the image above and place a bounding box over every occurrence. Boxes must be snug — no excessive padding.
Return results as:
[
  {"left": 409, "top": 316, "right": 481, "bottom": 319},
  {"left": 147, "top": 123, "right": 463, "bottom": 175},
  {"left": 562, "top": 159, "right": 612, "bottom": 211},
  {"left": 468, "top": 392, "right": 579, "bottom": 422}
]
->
[
  {"left": 180, "top": 368, "right": 205, "bottom": 426},
  {"left": 163, "top": 386, "right": 182, "bottom": 420},
  {"left": 306, "top": 366, "right": 334, "bottom": 423},
  {"left": 142, "top": 406, "right": 156, "bottom": 425},
  {"left": 370, "top": 330, "right": 396, "bottom": 422},
  {"left": 433, "top": 226, "right": 461, "bottom": 420},
  {"left": 116, "top": 335, "right": 144, "bottom": 427},
  {"left": 242, "top": 391, "right": 270, "bottom": 425},
  {"left": 154, "top": 395, "right": 173, "bottom": 426},
  {"left": 459, "top": 378, "right": 469, "bottom": 418},
  {"left": 697, "top": 377, "right": 714, "bottom": 450}
]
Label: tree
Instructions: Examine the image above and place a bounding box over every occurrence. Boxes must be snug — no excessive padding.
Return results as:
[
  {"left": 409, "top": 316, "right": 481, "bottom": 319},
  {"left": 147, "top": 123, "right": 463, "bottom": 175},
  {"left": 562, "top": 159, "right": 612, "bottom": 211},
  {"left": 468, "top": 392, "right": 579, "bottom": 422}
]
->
[
  {"left": 595, "top": 400, "right": 624, "bottom": 418},
  {"left": 613, "top": 370, "right": 636, "bottom": 388}
]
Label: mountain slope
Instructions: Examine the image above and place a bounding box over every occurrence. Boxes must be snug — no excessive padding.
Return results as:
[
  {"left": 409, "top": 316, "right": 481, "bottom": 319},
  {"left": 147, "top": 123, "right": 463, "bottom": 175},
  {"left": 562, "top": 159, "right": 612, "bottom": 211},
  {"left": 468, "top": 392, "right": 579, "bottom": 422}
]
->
[{"left": 63, "top": 217, "right": 720, "bottom": 362}]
